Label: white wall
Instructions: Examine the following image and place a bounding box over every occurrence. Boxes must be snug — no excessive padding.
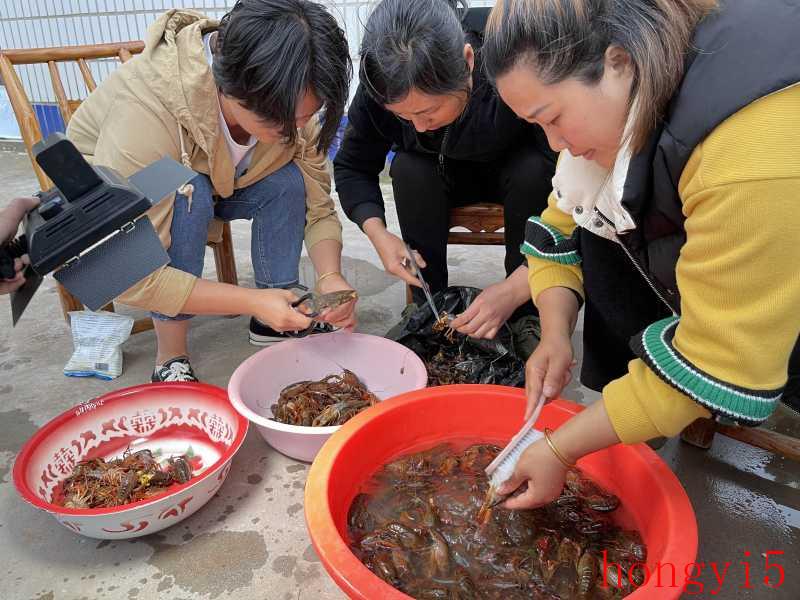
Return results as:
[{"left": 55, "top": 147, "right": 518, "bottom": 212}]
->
[{"left": 0, "top": 0, "right": 493, "bottom": 104}]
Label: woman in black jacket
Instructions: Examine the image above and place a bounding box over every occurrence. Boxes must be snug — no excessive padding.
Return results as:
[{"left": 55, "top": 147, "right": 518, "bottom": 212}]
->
[{"left": 333, "top": 0, "right": 555, "bottom": 345}]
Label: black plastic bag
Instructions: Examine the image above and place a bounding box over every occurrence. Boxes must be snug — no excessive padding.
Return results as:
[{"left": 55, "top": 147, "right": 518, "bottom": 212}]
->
[{"left": 385, "top": 286, "right": 526, "bottom": 387}]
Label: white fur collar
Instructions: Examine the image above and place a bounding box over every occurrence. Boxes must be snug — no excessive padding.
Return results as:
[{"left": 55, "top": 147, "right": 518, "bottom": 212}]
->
[{"left": 550, "top": 108, "right": 638, "bottom": 242}]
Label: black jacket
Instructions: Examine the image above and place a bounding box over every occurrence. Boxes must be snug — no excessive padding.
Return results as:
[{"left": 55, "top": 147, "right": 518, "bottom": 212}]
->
[{"left": 333, "top": 8, "right": 552, "bottom": 228}]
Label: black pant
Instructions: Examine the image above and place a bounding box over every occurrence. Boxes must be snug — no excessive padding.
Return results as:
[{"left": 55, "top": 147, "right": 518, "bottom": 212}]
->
[
  {"left": 784, "top": 339, "right": 800, "bottom": 412},
  {"left": 390, "top": 145, "right": 555, "bottom": 319}
]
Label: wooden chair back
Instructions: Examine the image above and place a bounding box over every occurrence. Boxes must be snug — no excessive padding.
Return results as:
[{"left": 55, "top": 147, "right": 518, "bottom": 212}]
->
[
  {"left": 0, "top": 42, "right": 238, "bottom": 333},
  {"left": 0, "top": 42, "right": 145, "bottom": 191},
  {"left": 405, "top": 202, "right": 506, "bottom": 304},
  {"left": 448, "top": 203, "right": 504, "bottom": 245}
]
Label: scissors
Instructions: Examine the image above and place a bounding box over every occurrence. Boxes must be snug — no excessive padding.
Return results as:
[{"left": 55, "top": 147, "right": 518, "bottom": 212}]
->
[
  {"left": 290, "top": 288, "right": 358, "bottom": 319},
  {"left": 403, "top": 243, "right": 441, "bottom": 318}
]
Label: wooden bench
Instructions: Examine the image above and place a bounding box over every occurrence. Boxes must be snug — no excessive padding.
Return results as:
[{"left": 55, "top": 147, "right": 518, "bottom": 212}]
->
[
  {"left": 681, "top": 416, "right": 799, "bottom": 462},
  {"left": 406, "top": 202, "right": 505, "bottom": 304}
]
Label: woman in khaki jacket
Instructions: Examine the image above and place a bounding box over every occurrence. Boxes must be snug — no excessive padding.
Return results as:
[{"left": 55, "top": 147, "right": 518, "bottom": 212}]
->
[{"left": 68, "top": 0, "right": 356, "bottom": 382}]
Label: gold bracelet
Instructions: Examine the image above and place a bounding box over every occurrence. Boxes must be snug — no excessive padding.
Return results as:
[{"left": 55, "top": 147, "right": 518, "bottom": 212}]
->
[
  {"left": 543, "top": 428, "right": 576, "bottom": 468},
  {"left": 316, "top": 271, "right": 341, "bottom": 286}
]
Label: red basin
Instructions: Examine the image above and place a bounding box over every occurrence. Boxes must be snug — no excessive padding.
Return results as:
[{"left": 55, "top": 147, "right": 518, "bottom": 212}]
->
[{"left": 305, "top": 384, "right": 697, "bottom": 599}]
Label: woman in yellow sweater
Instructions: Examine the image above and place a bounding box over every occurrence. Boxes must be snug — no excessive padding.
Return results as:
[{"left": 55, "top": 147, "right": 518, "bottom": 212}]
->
[{"left": 482, "top": 0, "right": 800, "bottom": 507}]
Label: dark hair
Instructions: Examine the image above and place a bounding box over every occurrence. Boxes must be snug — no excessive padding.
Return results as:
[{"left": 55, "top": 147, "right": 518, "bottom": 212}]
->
[
  {"left": 359, "top": 0, "right": 471, "bottom": 105},
  {"left": 484, "top": 0, "right": 718, "bottom": 152},
  {"left": 213, "top": 0, "right": 352, "bottom": 152}
]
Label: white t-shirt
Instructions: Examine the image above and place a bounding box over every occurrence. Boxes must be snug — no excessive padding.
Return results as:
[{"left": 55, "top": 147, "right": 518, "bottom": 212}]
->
[{"left": 203, "top": 32, "right": 257, "bottom": 178}]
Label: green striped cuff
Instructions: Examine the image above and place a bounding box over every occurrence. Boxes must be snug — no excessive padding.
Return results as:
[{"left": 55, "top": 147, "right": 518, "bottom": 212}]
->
[
  {"left": 520, "top": 217, "right": 581, "bottom": 266},
  {"left": 631, "top": 317, "right": 782, "bottom": 425}
]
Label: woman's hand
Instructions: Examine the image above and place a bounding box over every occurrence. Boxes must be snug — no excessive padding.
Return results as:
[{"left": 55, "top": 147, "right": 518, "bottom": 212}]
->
[
  {"left": 524, "top": 334, "right": 575, "bottom": 419},
  {"left": 450, "top": 280, "right": 518, "bottom": 339},
  {"left": 524, "top": 286, "right": 581, "bottom": 420},
  {"left": 501, "top": 399, "right": 622, "bottom": 510},
  {"left": 363, "top": 218, "right": 423, "bottom": 288},
  {"left": 316, "top": 272, "right": 358, "bottom": 331},
  {"left": 251, "top": 288, "right": 314, "bottom": 332},
  {"left": 499, "top": 438, "right": 569, "bottom": 509}
]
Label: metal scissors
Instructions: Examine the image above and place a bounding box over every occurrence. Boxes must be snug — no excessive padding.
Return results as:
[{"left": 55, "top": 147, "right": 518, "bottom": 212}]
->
[
  {"left": 403, "top": 243, "right": 441, "bottom": 317},
  {"left": 290, "top": 288, "right": 359, "bottom": 319}
]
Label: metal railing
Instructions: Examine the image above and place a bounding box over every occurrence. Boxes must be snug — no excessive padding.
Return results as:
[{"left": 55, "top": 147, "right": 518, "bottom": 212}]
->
[{"left": 0, "top": 0, "right": 493, "bottom": 137}]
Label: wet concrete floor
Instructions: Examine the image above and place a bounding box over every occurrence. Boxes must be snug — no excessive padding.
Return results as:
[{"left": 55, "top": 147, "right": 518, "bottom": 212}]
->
[{"left": 0, "top": 147, "right": 797, "bottom": 599}]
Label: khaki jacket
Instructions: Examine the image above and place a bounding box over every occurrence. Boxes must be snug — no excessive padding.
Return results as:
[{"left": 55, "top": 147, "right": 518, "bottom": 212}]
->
[{"left": 67, "top": 10, "right": 342, "bottom": 316}]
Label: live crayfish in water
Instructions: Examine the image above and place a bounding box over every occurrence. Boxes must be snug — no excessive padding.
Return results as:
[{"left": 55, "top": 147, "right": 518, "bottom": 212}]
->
[
  {"left": 348, "top": 442, "right": 647, "bottom": 599},
  {"left": 56, "top": 448, "right": 194, "bottom": 509},
  {"left": 271, "top": 369, "right": 379, "bottom": 427}
]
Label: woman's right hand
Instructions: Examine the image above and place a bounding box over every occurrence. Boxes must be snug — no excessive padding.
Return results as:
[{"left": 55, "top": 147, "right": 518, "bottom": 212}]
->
[
  {"left": 363, "top": 218, "right": 423, "bottom": 288},
  {"left": 251, "top": 289, "right": 314, "bottom": 332}
]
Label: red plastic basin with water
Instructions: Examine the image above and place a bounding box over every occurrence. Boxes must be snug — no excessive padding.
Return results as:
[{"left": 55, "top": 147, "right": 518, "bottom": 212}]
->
[{"left": 305, "top": 385, "right": 697, "bottom": 599}]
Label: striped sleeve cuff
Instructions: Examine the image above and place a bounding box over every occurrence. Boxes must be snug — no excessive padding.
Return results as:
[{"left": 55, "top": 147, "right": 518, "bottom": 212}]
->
[
  {"left": 520, "top": 217, "right": 581, "bottom": 265},
  {"left": 630, "top": 317, "right": 782, "bottom": 425},
  {"left": 603, "top": 361, "right": 711, "bottom": 444}
]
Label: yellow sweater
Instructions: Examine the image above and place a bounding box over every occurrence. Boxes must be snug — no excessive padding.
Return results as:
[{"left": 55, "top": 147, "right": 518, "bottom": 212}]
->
[{"left": 528, "top": 84, "right": 800, "bottom": 443}]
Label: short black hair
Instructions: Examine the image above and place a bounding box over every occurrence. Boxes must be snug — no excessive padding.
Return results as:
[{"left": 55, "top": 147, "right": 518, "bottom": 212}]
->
[
  {"left": 213, "top": 0, "right": 352, "bottom": 152},
  {"left": 359, "top": 0, "right": 471, "bottom": 106}
]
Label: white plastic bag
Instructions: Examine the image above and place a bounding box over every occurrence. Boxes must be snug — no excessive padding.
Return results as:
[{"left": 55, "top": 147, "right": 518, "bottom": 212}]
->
[{"left": 64, "top": 310, "right": 134, "bottom": 380}]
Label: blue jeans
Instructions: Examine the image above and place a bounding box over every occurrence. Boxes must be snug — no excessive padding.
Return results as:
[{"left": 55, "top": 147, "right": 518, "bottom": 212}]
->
[{"left": 152, "top": 162, "right": 306, "bottom": 321}]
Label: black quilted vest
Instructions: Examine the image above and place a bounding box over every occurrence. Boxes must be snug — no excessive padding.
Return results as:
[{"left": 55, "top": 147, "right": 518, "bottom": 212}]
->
[{"left": 579, "top": 0, "right": 800, "bottom": 395}]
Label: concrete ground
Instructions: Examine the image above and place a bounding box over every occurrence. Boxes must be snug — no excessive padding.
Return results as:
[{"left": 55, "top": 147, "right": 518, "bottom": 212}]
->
[{"left": 0, "top": 147, "right": 797, "bottom": 600}]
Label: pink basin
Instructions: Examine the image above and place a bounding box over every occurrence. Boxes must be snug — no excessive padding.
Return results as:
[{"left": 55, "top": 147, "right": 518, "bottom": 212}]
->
[{"left": 228, "top": 331, "right": 427, "bottom": 462}]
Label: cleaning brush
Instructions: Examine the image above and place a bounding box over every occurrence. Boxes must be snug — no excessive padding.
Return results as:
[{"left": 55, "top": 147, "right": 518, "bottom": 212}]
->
[{"left": 482, "top": 396, "right": 545, "bottom": 510}]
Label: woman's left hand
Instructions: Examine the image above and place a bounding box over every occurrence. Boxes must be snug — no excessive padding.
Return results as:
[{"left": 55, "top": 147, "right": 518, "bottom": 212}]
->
[
  {"left": 497, "top": 438, "right": 569, "bottom": 509},
  {"left": 450, "top": 280, "right": 518, "bottom": 339},
  {"left": 316, "top": 273, "right": 358, "bottom": 331}
]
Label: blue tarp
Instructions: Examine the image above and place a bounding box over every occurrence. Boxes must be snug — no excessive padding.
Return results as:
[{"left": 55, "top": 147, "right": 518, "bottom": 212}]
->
[
  {"left": 0, "top": 87, "right": 64, "bottom": 140},
  {"left": 0, "top": 86, "right": 21, "bottom": 139},
  {"left": 0, "top": 98, "right": 393, "bottom": 166}
]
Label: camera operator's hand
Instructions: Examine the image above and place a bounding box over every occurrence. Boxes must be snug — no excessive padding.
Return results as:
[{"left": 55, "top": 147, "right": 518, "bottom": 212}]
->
[
  {"left": 0, "top": 197, "right": 39, "bottom": 295},
  {"left": 0, "top": 197, "right": 38, "bottom": 242},
  {"left": 0, "top": 256, "right": 29, "bottom": 294}
]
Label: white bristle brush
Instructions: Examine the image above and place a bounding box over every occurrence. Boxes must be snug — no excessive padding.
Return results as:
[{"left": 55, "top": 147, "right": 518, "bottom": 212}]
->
[{"left": 484, "top": 395, "right": 546, "bottom": 502}]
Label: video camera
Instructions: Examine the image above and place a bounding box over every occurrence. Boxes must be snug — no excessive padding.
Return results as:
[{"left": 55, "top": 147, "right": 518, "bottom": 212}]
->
[{"left": 1, "top": 132, "right": 195, "bottom": 324}]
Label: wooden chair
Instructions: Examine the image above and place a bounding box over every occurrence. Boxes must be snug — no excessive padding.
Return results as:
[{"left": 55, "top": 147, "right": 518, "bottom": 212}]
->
[
  {"left": 406, "top": 202, "right": 505, "bottom": 303},
  {"left": 0, "top": 42, "right": 238, "bottom": 334},
  {"left": 447, "top": 203, "right": 505, "bottom": 245},
  {"left": 681, "top": 417, "right": 799, "bottom": 462}
]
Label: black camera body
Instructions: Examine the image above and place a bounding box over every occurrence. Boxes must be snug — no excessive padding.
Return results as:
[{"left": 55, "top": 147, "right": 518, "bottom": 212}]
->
[
  {"left": 25, "top": 133, "right": 153, "bottom": 274},
  {"left": 4, "top": 132, "right": 195, "bottom": 324}
]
